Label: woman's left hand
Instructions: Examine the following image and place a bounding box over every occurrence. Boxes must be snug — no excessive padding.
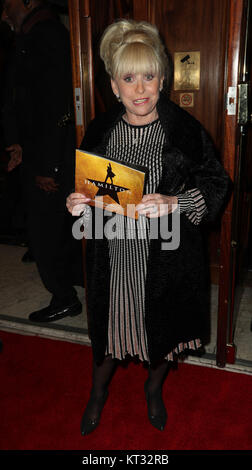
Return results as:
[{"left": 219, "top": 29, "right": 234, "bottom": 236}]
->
[{"left": 136, "top": 193, "right": 178, "bottom": 218}]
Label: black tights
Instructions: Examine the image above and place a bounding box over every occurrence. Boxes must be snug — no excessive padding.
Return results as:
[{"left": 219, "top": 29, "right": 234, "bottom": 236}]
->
[
  {"left": 145, "top": 360, "right": 170, "bottom": 416},
  {"left": 84, "top": 355, "right": 169, "bottom": 421},
  {"left": 84, "top": 355, "right": 117, "bottom": 422}
]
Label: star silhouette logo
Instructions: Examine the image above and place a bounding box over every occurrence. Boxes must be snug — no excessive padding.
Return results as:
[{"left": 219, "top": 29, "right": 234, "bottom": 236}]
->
[{"left": 88, "top": 163, "right": 130, "bottom": 204}]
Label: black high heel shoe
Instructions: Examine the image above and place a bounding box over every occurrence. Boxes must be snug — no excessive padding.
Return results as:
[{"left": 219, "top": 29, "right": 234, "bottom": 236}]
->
[
  {"left": 80, "top": 389, "right": 109, "bottom": 436},
  {"left": 144, "top": 381, "right": 167, "bottom": 431}
]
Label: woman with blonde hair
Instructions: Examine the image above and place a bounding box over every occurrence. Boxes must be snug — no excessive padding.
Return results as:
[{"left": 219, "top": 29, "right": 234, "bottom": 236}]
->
[{"left": 67, "top": 19, "right": 229, "bottom": 435}]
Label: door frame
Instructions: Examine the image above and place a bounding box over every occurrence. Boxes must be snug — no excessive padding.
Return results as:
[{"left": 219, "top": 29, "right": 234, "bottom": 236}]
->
[
  {"left": 216, "top": 0, "right": 250, "bottom": 367},
  {"left": 68, "top": 0, "right": 95, "bottom": 147}
]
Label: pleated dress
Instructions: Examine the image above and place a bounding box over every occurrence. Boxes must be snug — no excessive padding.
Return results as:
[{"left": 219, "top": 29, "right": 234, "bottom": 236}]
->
[{"left": 101, "top": 117, "right": 204, "bottom": 363}]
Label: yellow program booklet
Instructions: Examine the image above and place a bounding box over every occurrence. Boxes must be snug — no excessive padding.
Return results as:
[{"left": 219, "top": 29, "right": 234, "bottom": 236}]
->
[{"left": 75, "top": 149, "right": 148, "bottom": 219}]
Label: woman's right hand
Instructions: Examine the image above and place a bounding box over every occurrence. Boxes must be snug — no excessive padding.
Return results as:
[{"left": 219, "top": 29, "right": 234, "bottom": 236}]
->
[{"left": 66, "top": 192, "right": 91, "bottom": 216}]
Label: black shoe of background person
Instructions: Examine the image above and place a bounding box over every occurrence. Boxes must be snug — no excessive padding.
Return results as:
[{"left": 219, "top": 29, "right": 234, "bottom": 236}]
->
[
  {"left": 21, "top": 249, "right": 35, "bottom": 263},
  {"left": 28, "top": 299, "right": 82, "bottom": 323}
]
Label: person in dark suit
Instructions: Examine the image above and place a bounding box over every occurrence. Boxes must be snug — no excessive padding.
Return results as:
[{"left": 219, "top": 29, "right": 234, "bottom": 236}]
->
[{"left": 1, "top": 0, "right": 83, "bottom": 321}]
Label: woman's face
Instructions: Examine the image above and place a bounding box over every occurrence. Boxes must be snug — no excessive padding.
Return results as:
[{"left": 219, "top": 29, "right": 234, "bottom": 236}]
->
[{"left": 111, "top": 72, "right": 163, "bottom": 125}]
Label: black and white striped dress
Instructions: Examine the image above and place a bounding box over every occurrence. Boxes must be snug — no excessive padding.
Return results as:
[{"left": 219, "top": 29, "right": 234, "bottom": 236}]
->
[{"left": 103, "top": 118, "right": 206, "bottom": 362}]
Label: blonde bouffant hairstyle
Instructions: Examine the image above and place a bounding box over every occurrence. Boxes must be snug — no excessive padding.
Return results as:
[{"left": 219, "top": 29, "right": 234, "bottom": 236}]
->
[{"left": 100, "top": 19, "right": 168, "bottom": 80}]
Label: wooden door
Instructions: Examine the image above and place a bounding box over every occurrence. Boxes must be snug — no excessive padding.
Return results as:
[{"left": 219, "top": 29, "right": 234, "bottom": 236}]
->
[
  {"left": 217, "top": 0, "right": 252, "bottom": 367},
  {"left": 67, "top": 0, "right": 251, "bottom": 366},
  {"left": 149, "top": 0, "right": 229, "bottom": 286}
]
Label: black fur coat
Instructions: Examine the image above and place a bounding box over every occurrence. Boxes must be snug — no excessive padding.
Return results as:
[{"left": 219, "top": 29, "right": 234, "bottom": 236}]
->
[{"left": 80, "top": 93, "right": 230, "bottom": 365}]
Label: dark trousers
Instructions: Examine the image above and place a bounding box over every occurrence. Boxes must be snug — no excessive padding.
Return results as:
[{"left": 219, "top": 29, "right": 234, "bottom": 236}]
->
[
  {"left": 26, "top": 180, "right": 83, "bottom": 307},
  {"left": 0, "top": 164, "right": 27, "bottom": 238}
]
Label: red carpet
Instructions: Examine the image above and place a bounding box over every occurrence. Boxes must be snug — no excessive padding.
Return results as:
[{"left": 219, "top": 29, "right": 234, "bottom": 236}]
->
[{"left": 0, "top": 329, "right": 252, "bottom": 451}]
